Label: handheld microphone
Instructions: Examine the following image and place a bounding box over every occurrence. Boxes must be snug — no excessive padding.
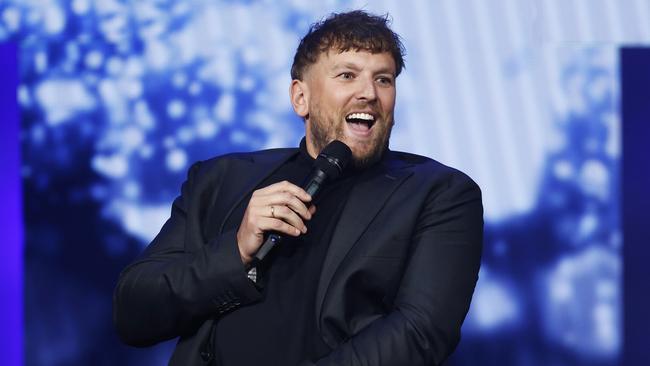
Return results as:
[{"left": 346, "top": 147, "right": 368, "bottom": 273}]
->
[{"left": 252, "top": 140, "right": 352, "bottom": 264}]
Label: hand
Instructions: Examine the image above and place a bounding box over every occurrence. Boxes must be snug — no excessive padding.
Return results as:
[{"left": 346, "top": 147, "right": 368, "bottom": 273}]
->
[{"left": 236, "top": 180, "right": 316, "bottom": 265}]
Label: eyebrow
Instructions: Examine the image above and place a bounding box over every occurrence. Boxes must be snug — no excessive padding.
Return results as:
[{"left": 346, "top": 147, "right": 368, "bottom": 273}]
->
[
  {"left": 331, "top": 62, "right": 362, "bottom": 72},
  {"left": 330, "top": 62, "right": 395, "bottom": 75}
]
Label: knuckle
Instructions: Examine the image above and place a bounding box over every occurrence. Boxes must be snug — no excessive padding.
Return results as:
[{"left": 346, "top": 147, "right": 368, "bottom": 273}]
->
[
  {"left": 278, "top": 205, "right": 289, "bottom": 215},
  {"left": 294, "top": 203, "right": 307, "bottom": 215},
  {"left": 293, "top": 197, "right": 305, "bottom": 207},
  {"left": 246, "top": 216, "right": 256, "bottom": 226},
  {"left": 283, "top": 223, "right": 295, "bottom": 233}
]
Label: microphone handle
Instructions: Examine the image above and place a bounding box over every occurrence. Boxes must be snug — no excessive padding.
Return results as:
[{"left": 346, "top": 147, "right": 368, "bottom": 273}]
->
[
  {"left": 252, "top": 233, "right": 281, "bottom": 264},
  {"left": 250, "top": 169, "right": 328, "bottom": 266}
]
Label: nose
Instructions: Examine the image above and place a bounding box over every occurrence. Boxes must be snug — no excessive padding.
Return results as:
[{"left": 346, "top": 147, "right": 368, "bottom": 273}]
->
[{"left": 356, "top": 76, "right": 377, "bottom": 102}]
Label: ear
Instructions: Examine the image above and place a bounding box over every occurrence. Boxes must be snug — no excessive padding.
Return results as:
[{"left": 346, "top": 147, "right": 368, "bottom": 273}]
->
[{"left": 290, "top": 79, "right": 309, "bottom": 118}]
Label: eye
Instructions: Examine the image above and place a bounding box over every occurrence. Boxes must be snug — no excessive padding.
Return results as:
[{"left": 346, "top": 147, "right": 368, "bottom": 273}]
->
[
  {"left": 338, "top": 72, "right": 354, "bottom": 80},
  {"left": 376, "top": 76, "right": 394, "bottom": 86}
]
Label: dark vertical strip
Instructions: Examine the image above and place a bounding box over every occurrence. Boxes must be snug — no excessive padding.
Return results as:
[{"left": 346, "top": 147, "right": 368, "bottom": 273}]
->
[
  {"left": 621, "top": 47, "right": 650, "bottom": 366},
  {"left": 0, "top": 42, "right": 22, "bottom": 366}
]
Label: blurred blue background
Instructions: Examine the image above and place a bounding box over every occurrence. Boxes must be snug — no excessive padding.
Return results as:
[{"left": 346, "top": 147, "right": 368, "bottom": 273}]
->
[{"left": 2, "top": 0, "right": 648, "bottom": 365}]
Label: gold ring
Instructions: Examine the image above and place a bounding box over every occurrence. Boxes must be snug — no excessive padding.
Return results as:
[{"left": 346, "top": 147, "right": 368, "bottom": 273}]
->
[{"left": 270, "top": 205, "right": 275, "bottom": 218}]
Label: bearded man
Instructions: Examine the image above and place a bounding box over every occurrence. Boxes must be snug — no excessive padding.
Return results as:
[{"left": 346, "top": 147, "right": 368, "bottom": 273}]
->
[{"left": 114, "top": 10, "right": 483, "bottom": 366}]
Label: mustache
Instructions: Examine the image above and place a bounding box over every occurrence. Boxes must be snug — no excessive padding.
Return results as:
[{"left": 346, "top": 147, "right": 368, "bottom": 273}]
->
[{"left": 345, "top": 102, "right": 379, "bottom": 113}]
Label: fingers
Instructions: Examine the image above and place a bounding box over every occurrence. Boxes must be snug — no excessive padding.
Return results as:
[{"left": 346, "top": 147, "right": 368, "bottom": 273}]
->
[
  {"left": 264, "top": 206, "right": 311, "bottom": 234},
  {"left": 252, "top": 181, "right": 313, "bottom": 221},
  {"left": 237, "top": 181, "right": 317, "bottom": 264},
  {"left": 254, "top": 204, "right": 307, "bottom": 233},
  {"left": 256, "top": 180, "right": 311, "bottom": 202},
  {"left": 257, "top": 217, "right": 302, "bottom": 237},
  {"left": 270, "top": 193, "right": 312, "bottom": 221}
]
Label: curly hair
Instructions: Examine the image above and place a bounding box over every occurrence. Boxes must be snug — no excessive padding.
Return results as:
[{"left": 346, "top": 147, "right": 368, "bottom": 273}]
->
[{"left": 290, "top": 10, "right": 406, "bottom": 80}]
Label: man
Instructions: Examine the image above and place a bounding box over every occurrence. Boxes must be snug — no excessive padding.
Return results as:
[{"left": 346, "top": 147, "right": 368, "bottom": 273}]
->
[{"left": 114, "top": 10, "right": 483, "bottom": 366}]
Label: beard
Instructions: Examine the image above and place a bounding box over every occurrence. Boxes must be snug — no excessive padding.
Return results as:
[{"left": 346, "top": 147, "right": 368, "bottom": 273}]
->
[{"left": 308, "top": 103, "right": 394, "bottom": 170}]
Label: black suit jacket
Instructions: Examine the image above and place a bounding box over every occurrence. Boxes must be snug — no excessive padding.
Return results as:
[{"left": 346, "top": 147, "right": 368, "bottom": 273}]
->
[{"left": 113, "top": 147, "right": 483, "bottom": 366}]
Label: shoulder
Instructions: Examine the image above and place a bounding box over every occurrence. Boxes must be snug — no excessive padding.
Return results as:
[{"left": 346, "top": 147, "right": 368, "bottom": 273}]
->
[
  {"left": 192, "top": 147, "right": 298, "bottom": 175},
  {"left": 175, "top": 147, "right": 298, "bottom": 194},
  {"left": 203, "top": 147, "right": 298, "bottom": 165},
  {"left": 385, "top": 151, "right": 483, "bottom": 224},
  {"left": 387, "top": 150, "right": 478, "bottom": 188}
]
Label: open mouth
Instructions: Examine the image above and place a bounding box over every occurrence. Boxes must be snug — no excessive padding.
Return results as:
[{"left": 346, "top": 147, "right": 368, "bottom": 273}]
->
[{"left": 345, "top": 112, "right": 375, "bottom": 133}]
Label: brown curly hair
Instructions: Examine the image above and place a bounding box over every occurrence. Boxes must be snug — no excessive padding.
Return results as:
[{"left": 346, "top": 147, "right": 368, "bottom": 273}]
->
[{"left": 290, "top": 10, "right": 406, "bottom": 80}]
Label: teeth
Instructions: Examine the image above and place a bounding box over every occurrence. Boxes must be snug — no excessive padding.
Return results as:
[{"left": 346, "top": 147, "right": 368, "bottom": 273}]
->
[{"left": 346, "top": 112, "right": 375, "bottom": 121}]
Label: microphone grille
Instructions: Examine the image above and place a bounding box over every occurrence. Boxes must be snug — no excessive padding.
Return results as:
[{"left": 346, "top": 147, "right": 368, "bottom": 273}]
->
[{"left": 316, "top": 140, "right": 352, "bottom": 179}]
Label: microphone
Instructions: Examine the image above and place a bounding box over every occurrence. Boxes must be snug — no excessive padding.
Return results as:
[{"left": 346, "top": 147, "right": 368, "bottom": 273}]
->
[{"left": 252, "top": 140, "right": 352, "bottom": 264}]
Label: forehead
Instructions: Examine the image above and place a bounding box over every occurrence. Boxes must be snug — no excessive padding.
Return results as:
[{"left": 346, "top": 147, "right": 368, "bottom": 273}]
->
[{"left": 309, "top": 49, "right": 397, "bottom": 75}]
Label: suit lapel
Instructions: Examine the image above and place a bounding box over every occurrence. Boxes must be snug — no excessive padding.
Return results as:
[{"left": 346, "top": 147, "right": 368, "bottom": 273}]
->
[
  {"left": 203, "top": 149, "right": 299, "bottom": 241},
  {"left": 218, "top": 150, "right": 300, "bottom": 234},
  {"left": 315, "top": 156, "right": 414, "bottom": 319}
]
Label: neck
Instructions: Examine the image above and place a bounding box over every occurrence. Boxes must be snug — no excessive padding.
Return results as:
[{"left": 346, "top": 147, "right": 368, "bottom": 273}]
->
[{"left": 305, "top": 139, "right": 319, "bottom": 159}]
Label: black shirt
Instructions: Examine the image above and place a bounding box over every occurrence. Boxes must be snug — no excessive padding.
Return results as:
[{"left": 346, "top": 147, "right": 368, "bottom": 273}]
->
[{"left": 215, "top": 140, "right": 356, "bottom": 366}]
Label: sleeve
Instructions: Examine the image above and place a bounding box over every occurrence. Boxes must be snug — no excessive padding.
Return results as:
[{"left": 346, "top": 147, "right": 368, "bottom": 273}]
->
[
  {"left": 112, "top": 161, "right": 262, "bottom": 347},
  {"left": 303, "top": 173, "right": 483, "bottom": 366}
]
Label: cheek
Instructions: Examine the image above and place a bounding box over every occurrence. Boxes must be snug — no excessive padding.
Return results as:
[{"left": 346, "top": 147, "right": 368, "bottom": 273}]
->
[
  {"left": 324, "top": 87, "right": 352, "bottom": 107},
  {"left": 379, "top": 91, "right": 396, "bottom": 111}
]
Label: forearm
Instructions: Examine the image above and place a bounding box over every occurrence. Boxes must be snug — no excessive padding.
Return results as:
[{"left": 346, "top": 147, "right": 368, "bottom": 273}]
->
[
  {"left": 310, "top": 249, "right": 479, "bottom": 366},
  {"left": 113, "top": 229, "right": 261, "bottom": 346},
  {"left": 308, "top": 309, "right": 453, "bottom": 366}
]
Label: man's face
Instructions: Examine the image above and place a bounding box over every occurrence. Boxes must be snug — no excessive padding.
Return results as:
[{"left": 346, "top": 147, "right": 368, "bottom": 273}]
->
[{"left": 291, "top": 50, "right": 397, "bottom": 168}]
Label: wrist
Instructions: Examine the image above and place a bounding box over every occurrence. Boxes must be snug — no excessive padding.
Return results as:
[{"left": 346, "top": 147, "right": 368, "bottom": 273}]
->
[
  {"left": 239, "top": 249, "right": 253, "bottom": 265},
  {"left": 236, "top": 232, "right": 253, "bottom": 265}
]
